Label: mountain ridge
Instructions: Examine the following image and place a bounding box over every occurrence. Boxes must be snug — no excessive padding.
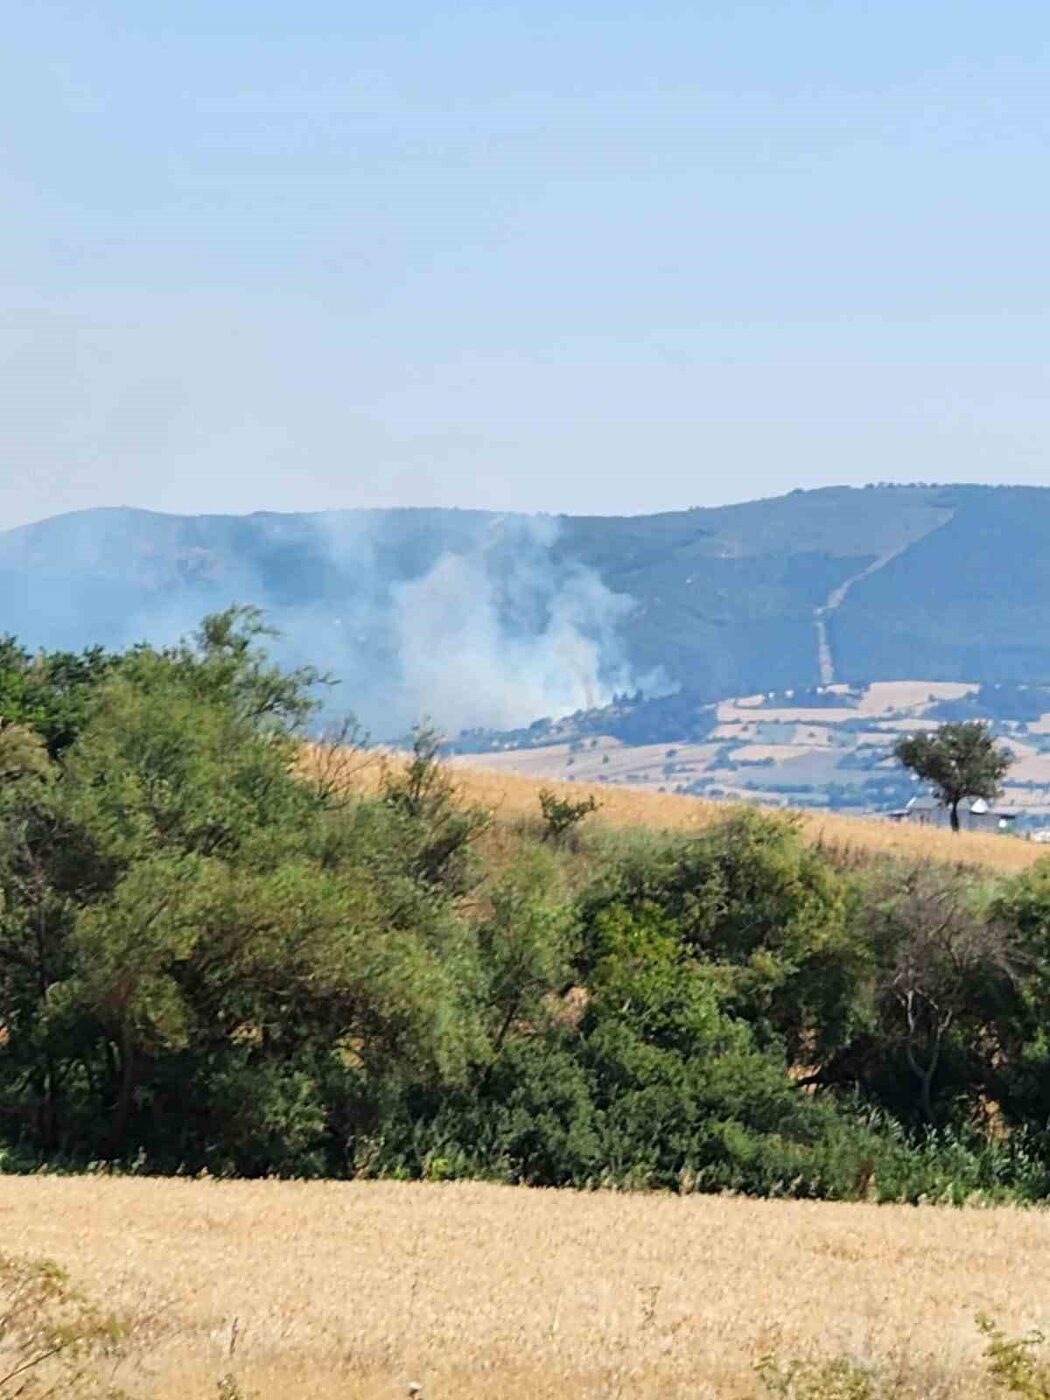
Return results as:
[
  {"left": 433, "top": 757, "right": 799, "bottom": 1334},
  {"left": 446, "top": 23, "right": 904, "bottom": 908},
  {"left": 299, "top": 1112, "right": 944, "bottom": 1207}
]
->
[{"left": 3, "top": 483, "right": 1050, "bottom": 738}]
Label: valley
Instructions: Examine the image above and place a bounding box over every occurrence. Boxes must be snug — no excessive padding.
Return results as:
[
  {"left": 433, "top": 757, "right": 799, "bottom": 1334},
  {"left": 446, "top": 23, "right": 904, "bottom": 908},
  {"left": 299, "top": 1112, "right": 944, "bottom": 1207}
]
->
[{"left": 451, "top": 678, "right": 1050, "bottom": 827}]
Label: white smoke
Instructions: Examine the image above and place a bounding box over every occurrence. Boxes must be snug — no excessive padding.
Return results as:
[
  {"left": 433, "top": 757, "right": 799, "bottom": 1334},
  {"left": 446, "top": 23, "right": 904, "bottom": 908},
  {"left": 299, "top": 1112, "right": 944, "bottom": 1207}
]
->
[
  {"left": 389, "top": 517, "right": 643, "bottom": 734},
  {"left": 0, "top": 507, "right": 665, "bottom": 740}
]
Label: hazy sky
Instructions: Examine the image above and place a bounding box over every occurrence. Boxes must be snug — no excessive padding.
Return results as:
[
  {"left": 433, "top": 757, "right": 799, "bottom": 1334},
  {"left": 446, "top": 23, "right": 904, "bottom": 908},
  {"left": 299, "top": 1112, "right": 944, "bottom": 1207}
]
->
[{"left": 2, "top": 1, "right": 1048, "bottom": 528}]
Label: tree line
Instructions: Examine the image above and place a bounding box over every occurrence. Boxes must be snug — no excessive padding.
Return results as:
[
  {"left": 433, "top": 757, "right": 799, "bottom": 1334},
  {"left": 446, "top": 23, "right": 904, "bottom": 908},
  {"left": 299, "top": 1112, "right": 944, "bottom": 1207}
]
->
[{"left": 1, "top": 611, "right": 1049, "bottom": 1201}]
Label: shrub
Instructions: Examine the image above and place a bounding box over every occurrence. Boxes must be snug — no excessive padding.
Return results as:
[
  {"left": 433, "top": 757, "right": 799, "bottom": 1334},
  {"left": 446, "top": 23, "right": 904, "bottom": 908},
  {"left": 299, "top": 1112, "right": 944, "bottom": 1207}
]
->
[
  {"left": 0, "top": 1251, "right": 129, "bottom": 1396},
  {"left": 538, "top": 787, "right": 600, "bottom": 845}
]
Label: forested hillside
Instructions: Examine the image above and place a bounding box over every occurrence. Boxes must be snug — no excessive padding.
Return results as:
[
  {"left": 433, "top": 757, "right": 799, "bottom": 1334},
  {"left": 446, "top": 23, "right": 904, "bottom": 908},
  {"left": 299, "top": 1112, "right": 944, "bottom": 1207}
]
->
[{"left": 3, "top": 484, "right": 1050, "bottom": 737}]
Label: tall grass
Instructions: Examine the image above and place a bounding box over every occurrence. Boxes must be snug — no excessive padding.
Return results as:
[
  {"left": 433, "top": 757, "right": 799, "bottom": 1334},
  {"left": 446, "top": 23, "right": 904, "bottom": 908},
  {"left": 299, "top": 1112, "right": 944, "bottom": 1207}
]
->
[
  {"left": 3, "top": 1176, "right": 1050, "bottom": 1397},
  {"left": 304, "top": 745, "right": 1045, "bottom": 875}
]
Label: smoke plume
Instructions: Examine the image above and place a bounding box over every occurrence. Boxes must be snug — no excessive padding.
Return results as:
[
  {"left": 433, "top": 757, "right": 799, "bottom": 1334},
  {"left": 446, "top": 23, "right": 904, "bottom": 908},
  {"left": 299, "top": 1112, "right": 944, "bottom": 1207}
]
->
[
  {"left": 386, "top": 515, "right": 642, "bottom": 735},
  {"left": 0, "top": 507, "right": 659, "bottom": 740}
]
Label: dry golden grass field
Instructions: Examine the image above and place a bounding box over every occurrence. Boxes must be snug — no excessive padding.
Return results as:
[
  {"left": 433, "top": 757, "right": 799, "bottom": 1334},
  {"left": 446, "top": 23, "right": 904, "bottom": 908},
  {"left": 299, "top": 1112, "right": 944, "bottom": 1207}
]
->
[
  {"left": 2, "top": 1176, "right": 1049, "bottom": 1398},
  {"left": 319, "top": 746, "right": 1046, "bottom": 876},
  {"left": 448, "top": 764, "right": 1045, "bottom": 873}
]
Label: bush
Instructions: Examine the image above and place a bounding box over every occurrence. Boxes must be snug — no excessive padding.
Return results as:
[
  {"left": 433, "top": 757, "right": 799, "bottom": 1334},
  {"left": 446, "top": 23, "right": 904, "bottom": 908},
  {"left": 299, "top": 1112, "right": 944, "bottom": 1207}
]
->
[
  {"left": 0, "top": 1251, "right": 129, "bottom": 1396},
  {"left": 538, "top": 787, "right": 600, "bottom": 845}
]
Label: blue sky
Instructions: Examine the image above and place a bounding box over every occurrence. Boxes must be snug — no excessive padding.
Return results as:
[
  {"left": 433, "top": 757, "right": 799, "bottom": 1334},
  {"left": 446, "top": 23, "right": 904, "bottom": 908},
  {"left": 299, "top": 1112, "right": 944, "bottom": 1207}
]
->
[{"left": 2, "top": 1, "right": 1048, "bottom": 526}]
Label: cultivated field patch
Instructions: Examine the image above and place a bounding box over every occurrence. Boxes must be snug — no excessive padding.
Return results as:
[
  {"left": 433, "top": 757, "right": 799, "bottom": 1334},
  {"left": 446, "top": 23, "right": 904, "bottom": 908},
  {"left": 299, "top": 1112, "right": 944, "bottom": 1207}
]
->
[{"left": 1, "top": 1177, "right": 1048, "bottom": 1398}]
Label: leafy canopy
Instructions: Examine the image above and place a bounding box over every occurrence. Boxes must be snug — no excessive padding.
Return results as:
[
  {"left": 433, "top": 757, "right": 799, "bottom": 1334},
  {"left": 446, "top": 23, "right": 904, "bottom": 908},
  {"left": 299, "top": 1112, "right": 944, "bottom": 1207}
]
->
[
  {"left": 2, "top": 608, "right": 1050, "bottom": 1203},
  {"left": 894, "top": 720, "right": 1013, "bottom": 830}
]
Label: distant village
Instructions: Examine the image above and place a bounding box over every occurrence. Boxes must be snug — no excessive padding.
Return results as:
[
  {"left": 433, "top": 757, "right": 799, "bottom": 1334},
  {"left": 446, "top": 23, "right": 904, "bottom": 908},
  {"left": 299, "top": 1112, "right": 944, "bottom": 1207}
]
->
[{"left": 452, "top": 679, "right": 1050, "bottom": 838}]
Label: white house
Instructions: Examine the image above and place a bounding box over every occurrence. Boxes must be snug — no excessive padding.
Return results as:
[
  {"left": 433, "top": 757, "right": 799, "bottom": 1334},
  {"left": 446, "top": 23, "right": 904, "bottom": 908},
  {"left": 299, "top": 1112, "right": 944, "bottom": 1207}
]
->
[{"left": 887, "top": 794, "right": 1018, "bottom": 833}]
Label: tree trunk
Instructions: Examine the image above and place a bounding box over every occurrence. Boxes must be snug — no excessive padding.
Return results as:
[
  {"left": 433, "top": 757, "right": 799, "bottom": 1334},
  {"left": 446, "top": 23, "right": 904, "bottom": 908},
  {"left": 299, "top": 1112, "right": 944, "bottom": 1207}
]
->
[
  {"left": 40, "top": 1062, "right": 57, "bottom": 1151},
  {"left": 478, "top": 996, "right": 522, "bottom": 1093},
  {"left": 905, "top": 1042, "right": 938, "bottom": 1124},
  {"left": 109, "top": 1030, "right": 136, "bottom": 1161},
  {"left": 902, "top": 989, "right": 945, "bottom": 1125},
  {"left": 950, "top": 799, "right": 960, "bottom": 833}
]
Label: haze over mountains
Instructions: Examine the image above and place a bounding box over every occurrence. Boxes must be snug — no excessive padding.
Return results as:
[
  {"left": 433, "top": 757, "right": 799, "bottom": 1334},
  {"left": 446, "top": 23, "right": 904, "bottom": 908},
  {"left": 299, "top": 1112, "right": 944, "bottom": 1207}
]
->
[{"left": 2, "top": 483, "right": 1049, "bottom": 739}]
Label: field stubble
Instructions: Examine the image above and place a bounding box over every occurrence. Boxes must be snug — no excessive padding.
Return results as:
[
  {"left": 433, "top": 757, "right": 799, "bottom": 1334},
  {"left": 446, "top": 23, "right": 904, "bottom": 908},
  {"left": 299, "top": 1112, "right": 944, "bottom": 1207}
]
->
[{"left": 1, "top": 1177, "right": 1048, "bottom": 1398}]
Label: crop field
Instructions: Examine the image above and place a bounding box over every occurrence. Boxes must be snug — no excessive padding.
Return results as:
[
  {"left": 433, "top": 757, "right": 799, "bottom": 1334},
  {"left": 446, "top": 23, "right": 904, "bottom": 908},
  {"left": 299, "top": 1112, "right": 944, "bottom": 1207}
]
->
[
  {"left": 2, "top": 1176, "right": 1049, "bottom": 1398},
  {"left": 378, "top": 757, "right": 1044, "bottom": 875},
  {"left": 447, "top": 678, "right": 1050, "bottom": 823},
  {"left": 306, "top": 744, "right": 1045, "bottom": 873}
]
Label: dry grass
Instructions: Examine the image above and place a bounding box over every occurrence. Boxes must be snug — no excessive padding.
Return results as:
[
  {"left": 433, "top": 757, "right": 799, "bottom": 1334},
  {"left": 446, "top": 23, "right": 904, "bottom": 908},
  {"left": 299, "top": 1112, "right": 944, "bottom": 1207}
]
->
[
  {"left": 302, "top": 743, "right": 1045, "bottom": 874},
  {"left": 2, "top": 1176, "right": 1049, "bottom": 1397},
  {"left": 435, "top": 762, "right": 1043, "bottom": 876}
]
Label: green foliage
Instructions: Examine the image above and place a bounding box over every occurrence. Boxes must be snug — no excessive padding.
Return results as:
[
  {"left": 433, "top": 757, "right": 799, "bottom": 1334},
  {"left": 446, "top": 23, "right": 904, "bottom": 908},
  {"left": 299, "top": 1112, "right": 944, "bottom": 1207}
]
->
[
  {"left": 755, "top": 1316, "right": 1050, "bottom": 1400},
  {"left": 0, "top": 724, "right": 51, "bottom": 785},
  {"left": 894, "top": 721, "right": 1013, "bottom": 831},
  {"left": 578, "top": 810, "right": 865, "bottom": 1064},
  {"left": 833, "top": 863, "right": 1021, "bottom": 1126},
  {"left": 0, "top": 638, "right": 117, "bottom": 759},
  {"left": 987, "top": 864, "right": 1050, "bottom": 1138},
  {"left": 476, "top": 846, "right": 575, "bottom": 1066},
  {"left": 755, "top": 1351, "right": 877, "bottom": 1400},
  {"left": 2, "top": 609, "right": 1050, "bottom": 1200},
  {"left": 979, "top": 1315, "right": 1050, "bottom": 1397},
  {"left": 0, "top": 614, "right": 486, "bottom": 1171},
  {"left": 537, "top": 787, "right": 600, "bottom": 845},
  {"left": 381, "top": 724, "right": 490, "bottom": 894}
]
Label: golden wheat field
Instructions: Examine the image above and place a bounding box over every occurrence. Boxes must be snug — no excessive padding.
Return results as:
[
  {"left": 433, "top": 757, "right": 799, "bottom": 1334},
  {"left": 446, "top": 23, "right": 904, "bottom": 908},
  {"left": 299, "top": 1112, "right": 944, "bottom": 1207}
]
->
[
  {"left": 316, "top": 745, "right": 1046, "bottom": 875},
  {"left": 447, "top": 764, "right": 1045, "bottom": 873},
  {"left": 1, "top": 1176, "right": 1048, "bottom": 1398}
]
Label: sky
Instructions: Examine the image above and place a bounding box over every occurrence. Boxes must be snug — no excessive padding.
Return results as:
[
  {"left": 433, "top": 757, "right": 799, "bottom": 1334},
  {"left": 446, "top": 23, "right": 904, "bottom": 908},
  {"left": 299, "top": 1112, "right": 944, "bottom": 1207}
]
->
[{"left": 1, "top": 0, "right": 1049, "bottom": 529}]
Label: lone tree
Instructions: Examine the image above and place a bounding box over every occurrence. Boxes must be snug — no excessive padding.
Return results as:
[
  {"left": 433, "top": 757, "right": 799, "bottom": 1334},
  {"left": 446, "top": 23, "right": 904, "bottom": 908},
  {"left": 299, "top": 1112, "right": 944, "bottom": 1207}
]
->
[
  {"left": 538, "top": 786, "right": 600, "bottom": 844},
  {"left": 894, "top": 720, "right": 1013, "bottom": 833}
]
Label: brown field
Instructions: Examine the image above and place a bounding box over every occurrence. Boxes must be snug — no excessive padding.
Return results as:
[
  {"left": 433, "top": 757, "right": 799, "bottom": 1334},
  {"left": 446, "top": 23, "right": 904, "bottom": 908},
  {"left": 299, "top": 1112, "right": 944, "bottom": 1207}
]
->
[
  {"left": 436, "top": 763, "right": 1044, "bottom": 875},
  {"left": 2, "top": 1176, "right": 1048, "bottom": 1398},
  {"left": 306, "top": 744, "right": 1047, "bottom": 874}
]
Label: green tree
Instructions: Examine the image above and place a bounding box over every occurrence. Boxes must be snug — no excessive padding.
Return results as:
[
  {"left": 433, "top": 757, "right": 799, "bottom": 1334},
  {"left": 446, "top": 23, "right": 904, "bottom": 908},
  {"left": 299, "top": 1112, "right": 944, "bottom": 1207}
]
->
[
  {"left": 537, "top": 787, "right": 599, "bottom": 845},
  {"left": 0, "top": 611, "right": 484, "bottom": 1170},
  {"left": 844, "top": 864, "right": 1020, "bottom": 1124},
  {"left": 578, "top": 811, "right": 866, "bottom": 1066},
  {"left": 380, "top": 723, "right": 490, "bottom": 895},
  {"left": 894, "top": 721, "right": 1013, "bottom": 832},
  {"left": 0, "top": 638, "right": 116, "bottom": 758},
  {"left": 476, "top": 847, "right": 575, "bottom": 1073}
]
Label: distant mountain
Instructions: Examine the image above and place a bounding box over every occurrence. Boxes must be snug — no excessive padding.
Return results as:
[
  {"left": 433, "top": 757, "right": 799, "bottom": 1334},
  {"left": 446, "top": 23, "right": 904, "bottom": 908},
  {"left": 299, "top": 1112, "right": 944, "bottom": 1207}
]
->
[{"left": 3, "top": 484, "right": 1050, "bottom": 738}]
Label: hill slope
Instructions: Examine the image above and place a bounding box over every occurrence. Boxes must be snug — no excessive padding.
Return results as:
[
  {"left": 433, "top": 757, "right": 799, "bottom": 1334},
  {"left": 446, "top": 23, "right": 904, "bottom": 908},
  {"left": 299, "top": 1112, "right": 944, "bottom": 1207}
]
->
[
  {"left": 429, "top": 760, "right": 1044, "bottom": 874},
  {"left": 3, "top": 484, "right": 1049, "bottom": 737}
]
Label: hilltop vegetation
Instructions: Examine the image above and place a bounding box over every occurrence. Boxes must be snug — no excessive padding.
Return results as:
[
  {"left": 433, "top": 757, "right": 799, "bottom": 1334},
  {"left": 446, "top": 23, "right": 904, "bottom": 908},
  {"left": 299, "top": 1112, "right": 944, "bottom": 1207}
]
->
[
  {"left": 5, "top": 484, "right": 1050, "bottom": 739},
  {"left": 4, "top": 614, "right": 1050, "bottom": 1204}
]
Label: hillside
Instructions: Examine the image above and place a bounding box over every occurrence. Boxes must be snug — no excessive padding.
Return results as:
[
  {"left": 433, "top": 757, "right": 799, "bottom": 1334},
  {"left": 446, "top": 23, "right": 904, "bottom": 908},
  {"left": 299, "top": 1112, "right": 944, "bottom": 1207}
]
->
[
  {"left": 325, "top": 745, "right": 1044, "bottom": 872},
  {"left": 4, "top": 484, "right": 1050, "bottom": 738},
  {"left": 429, "top": 760, "right": 1044, "bottom": 874}
]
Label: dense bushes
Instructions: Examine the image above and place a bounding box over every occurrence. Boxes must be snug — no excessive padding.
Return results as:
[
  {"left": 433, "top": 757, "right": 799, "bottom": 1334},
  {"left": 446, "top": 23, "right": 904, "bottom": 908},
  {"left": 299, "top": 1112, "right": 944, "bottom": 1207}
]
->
[{"left": 2, "top": 610, "right": 1050, "bottom": 1201}]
